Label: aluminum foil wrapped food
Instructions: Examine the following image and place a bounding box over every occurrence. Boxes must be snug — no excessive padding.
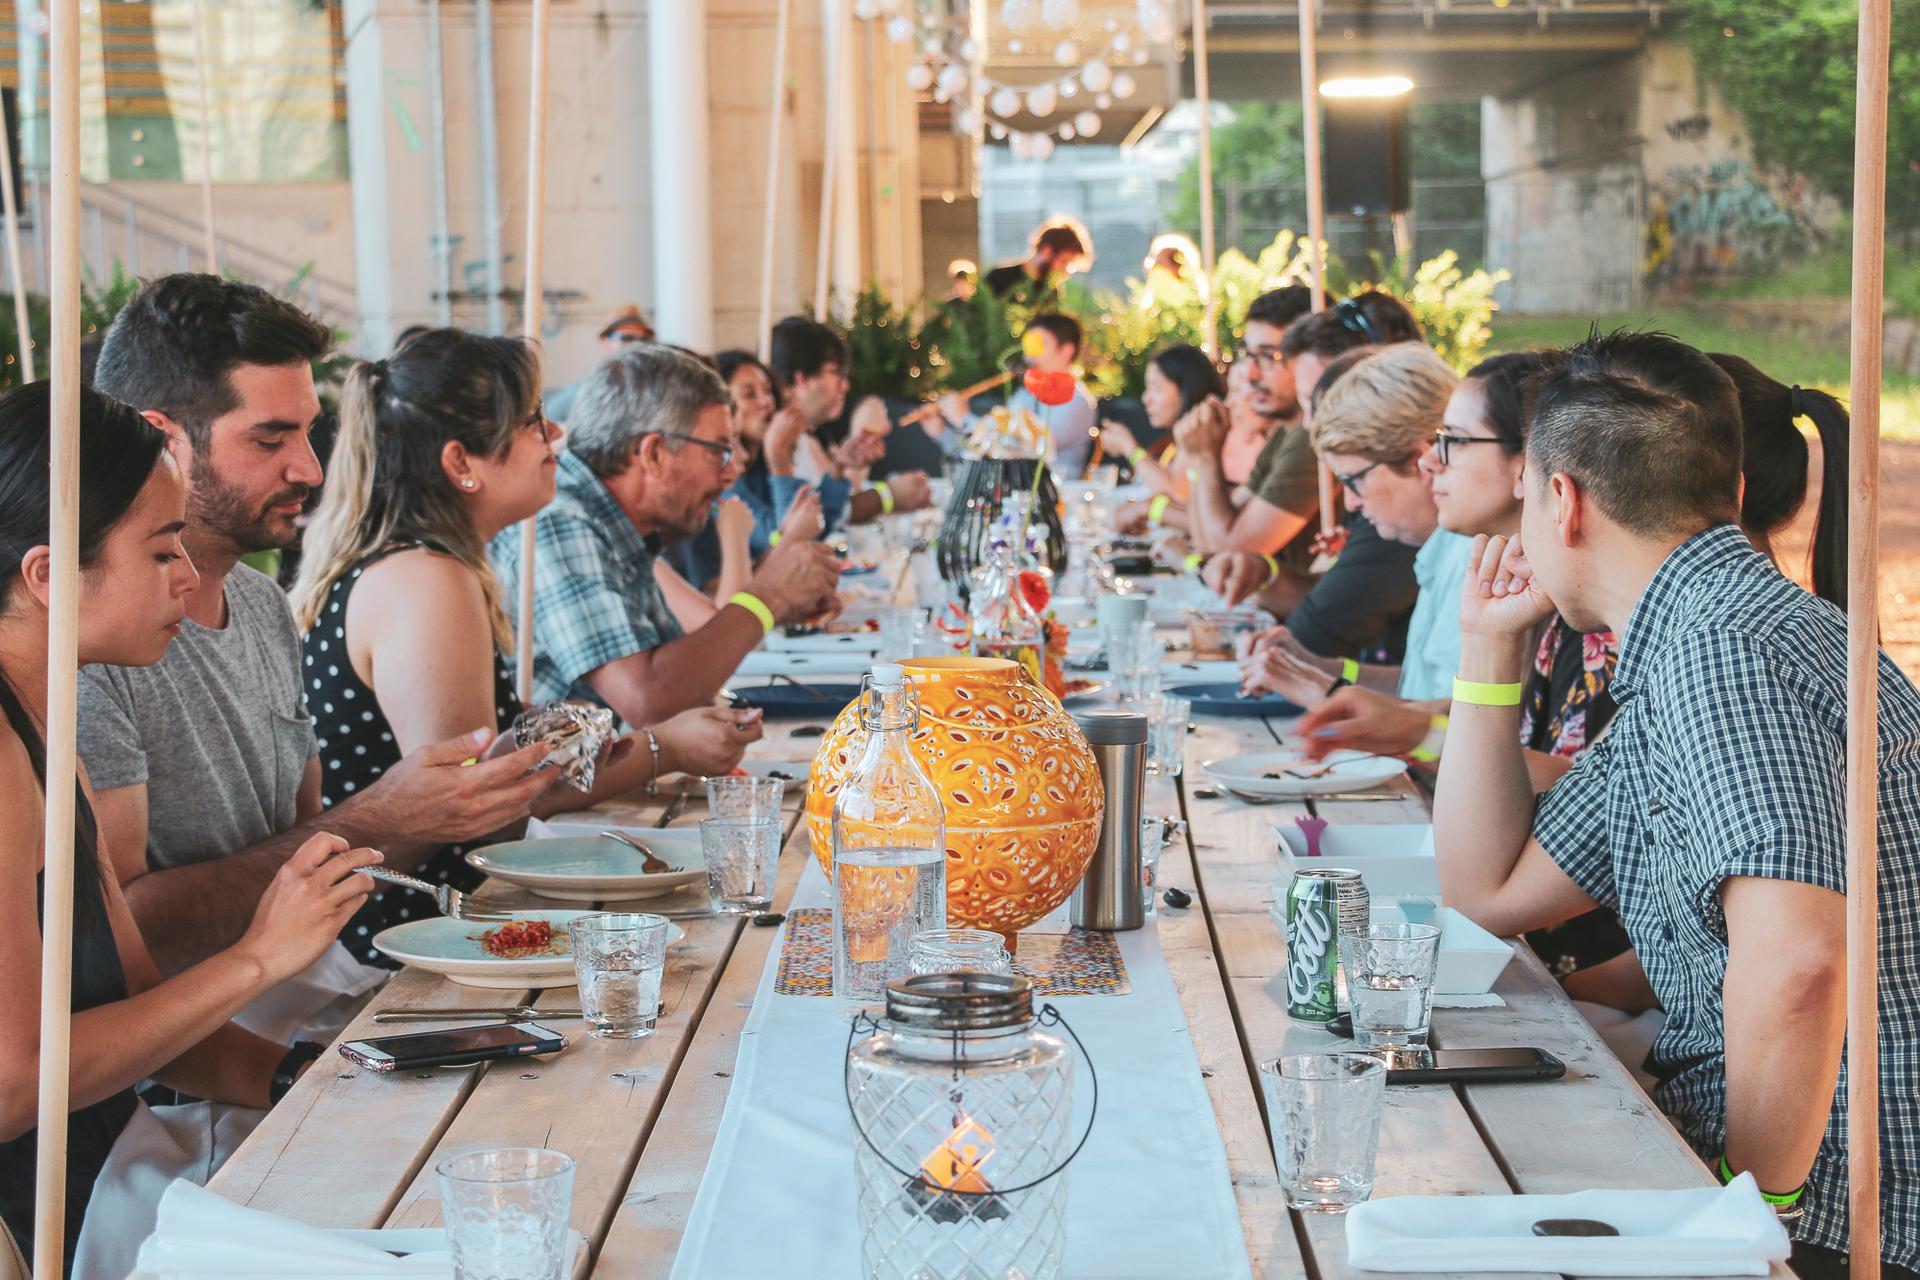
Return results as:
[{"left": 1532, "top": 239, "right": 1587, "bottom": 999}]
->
[{"left": 511, "top": 702, "right": 616, "bottom": 792}]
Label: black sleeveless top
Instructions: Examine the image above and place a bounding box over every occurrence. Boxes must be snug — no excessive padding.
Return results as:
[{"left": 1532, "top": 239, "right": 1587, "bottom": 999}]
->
[
  {"left": 301, "top": 545, "right": 520, "bottom": 966},
  {"left": 0, "top": 678, "right": 136, "bottom": 1272}
]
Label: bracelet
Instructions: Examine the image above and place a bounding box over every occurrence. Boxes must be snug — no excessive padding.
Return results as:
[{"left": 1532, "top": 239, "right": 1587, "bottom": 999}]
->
[
  {"left": 642, "top": 726, "right": 661, "bottom": 797},
  {"left": 767, "top": 530, "right": 783, "bottom": 548},
  {"left": 1260, "top": 552, "right": 1280, "bottom": 584},
  {"left": 1718, "top": 1155, "right": 1805, "bottom": 1208},
  {"left": 1183, "top": 552, "right": 1206, "bottom": 574},
  {"left": 1341, "top": 658, "right": 1361, "bottom": 684},
  {"left": 1147, "top": 494, "right": 1171, "bottom": 526},
  {"left": 1129, "top": 446, "right": 1148, "bottom": 468},
  {"left": 270, "top": 1041, "right": 324, "bottom": 1105},
  {"left": 1409, "top": 713, "right": 1449, "bottom": 764},
  {"left": 728, "top": 591, "right": 777, "bottom": 635},
  {"left": 1325, "top": 675, "right": 1351, "bottom": 697},
  {"left": 874, "top": 481, "right": 895, "bottom": 515},
  {"left": 1452, "top": 676, "right": 1524, "bottom": 707}
]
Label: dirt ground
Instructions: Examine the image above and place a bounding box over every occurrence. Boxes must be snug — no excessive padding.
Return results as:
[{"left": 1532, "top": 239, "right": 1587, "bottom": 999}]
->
[{"left": 1772, "top": 438, "right": 1920, "bottom": 677}]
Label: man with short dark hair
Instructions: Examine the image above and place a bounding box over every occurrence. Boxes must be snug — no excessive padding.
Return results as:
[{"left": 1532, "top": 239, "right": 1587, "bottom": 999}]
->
[
  {"left": 982, "top": 219, "right": 1090, "bottom": 301},
  {"left": 1433, "top": 330, "right": 1920, "bottom": 1280},
  {"left": 82, "top": 273, "right": 556, "bottom": 1019},
  {"left": 932, "top": 311, "right": 1099, "bottom": 479},
  {"left": 765, "top": 315, "right": 930, "bottom": 527},
  {"left": 492, "top": 344, "right": 842, "bottom": 728}
]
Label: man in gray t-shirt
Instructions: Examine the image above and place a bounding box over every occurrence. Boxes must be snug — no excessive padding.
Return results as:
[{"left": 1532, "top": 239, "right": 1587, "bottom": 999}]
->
[
  {"left": 80, "top": 564, "right": 315, "bottom": 871},
  {"left": 85, "top": 275, "right": 556, "bottom": 1003}
]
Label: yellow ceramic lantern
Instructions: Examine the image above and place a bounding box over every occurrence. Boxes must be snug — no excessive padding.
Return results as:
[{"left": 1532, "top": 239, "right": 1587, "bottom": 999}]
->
[{"left": 805, "top": 656, "right": 1105, "bottom": 942}]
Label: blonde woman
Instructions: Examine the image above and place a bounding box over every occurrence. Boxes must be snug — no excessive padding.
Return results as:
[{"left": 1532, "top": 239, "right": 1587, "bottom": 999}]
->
[{"left": 291, "top": 328, "right": 760, "bottom": 966}]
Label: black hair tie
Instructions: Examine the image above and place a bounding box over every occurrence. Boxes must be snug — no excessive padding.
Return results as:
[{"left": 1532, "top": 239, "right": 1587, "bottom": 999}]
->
[{"left": 1789, "top": 385, "right": 1807, "bottom": 419}]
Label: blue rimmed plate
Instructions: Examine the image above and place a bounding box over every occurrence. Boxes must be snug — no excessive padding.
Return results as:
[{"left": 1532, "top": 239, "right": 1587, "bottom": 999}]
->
[{"left": 1166, "top": 682, "right": 1305, "bottom": 719}]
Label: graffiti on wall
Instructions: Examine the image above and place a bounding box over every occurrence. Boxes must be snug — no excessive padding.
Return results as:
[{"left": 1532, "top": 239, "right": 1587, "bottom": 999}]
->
[{"left": 1645, "top": 158, "right": 1818, "bottom": 281}]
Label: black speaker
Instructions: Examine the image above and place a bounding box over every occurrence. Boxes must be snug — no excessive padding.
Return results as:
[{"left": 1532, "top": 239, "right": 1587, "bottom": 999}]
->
[
  {"left": 0, "top": 90, "right": 21, "bottom": 227},
  {"left": 1322, "top": 96, "right": 1410, "bottom": 217}
]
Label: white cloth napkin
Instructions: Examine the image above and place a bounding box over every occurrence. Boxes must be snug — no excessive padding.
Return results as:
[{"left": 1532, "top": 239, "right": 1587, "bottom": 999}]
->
[
  {"left": 1344, "top": 1174, "right": 1791, "bottom": 1276},
  {"left": 133, "top": 1180, "right": 451, "bottom": 1277}
]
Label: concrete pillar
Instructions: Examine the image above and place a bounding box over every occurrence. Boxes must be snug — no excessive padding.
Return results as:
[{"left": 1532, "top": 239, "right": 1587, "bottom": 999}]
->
[{"left": 650, "top": 0, "right": 715, "bottom": 349}]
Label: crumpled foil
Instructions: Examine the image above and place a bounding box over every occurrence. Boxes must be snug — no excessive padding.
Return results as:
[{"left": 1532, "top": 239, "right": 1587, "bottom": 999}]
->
[{"left": 511, "top": 702, "right": 615, "bottom": 792}]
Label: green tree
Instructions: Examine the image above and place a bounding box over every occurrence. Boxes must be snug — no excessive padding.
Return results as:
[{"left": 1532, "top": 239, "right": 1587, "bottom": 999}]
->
[
  {"left": 1680, "top": 0, "right": 1920, "bottom": 233},
  {"left": 1169, "top": 101, "right": 1307, "bottom": 244}
]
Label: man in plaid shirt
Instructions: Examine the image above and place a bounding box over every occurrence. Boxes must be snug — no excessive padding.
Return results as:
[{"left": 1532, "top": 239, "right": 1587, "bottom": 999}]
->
[{"left": 1433, "top": 331, "right": 1920, "bottom": 1278}]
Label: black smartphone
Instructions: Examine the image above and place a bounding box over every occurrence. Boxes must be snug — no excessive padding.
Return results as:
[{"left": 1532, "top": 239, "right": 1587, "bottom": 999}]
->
[
  {"left": 337, "top": 1022, "right": 568, "bottom": 1073},
  {"left": 1385, "top": 1047, "right": 1566, "bottom": 1085}
]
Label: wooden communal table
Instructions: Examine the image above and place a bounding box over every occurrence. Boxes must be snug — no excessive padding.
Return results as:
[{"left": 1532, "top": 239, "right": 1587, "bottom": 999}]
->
[{"left": 203, "top": 615, "right": 1791, "bottom": 1279}]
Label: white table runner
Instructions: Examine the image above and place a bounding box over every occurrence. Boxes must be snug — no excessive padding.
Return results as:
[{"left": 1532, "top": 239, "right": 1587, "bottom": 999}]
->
[{"left": 668, "top": 860, "right": 1254, "bottom": 1279}]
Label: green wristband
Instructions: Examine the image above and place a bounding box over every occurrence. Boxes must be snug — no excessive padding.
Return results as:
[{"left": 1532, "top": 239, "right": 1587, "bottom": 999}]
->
[
  {"left": 1719, "top": 1155, "right": 1804, "bottom": 1206},
  {"left": 1341, "top": 658, "right": 1360, "bottom": 684},
  {"left": 728, "top": 591, "right": 777, "bottom": 636},
  {"left": 1452, "top": 676, "right": 1524, "bottom": 707},
  {"left": 874, "top": 481, "right": 895, "bottom": 515},
  {"left": 1147, "top": 494, "right": 1171, "bottom": 525}
]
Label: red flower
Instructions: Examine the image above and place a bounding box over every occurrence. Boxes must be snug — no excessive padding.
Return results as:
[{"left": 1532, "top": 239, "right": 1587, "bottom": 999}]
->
[
  {"left": 1017, "top": 569, "right": 1051, "bottom": 613},
  {"left": 1023, "top": 368, "right": 1077, "bottom": 407}
]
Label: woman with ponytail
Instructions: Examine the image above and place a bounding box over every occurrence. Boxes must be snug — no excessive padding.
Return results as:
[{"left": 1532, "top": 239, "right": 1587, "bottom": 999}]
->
[
  {"left": 290, "top": 329, "right": 760, "bottom": 967},
  {"left": 0, "top": 383, "right": 378, "bottom": 1270}
]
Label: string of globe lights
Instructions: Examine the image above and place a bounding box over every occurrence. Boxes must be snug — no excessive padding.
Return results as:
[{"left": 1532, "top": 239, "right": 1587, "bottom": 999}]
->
[{"left": 853, "top": 0, "right": 1182, "bottom": 161}]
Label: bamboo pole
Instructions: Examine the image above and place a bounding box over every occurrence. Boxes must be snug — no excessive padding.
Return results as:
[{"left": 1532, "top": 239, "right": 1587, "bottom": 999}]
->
[
  {"left": 515, "top": 0, "right": 552, "bottom": 704},
  {"left": 426, "top": 0, "right": 453, "bottom": 326},
  {"left": 1297, "top": 0, "right": 1334, "bottom": 535},
  {"left": 1191, "top": 0, "right": 1217, "bottom": 357},
  {"left": 1845, "top": 0, "right": 1891, "bottom": 1275},
  {"left": 813, "top": 0, "right": 843, "bottom": 322},
  {"left": 475, "top": 0, "right": 505, "bottom": 335},
  {"left": 0, "top": 96, "right": 35, "bottom": 383},
  {"left": 189, "top": 0, "right": 217, "bottom": 270},
  {"left": 757, "top": 0, "right": 792, "bottom": 362},
  {"left": 33, "top": 0, "right": 80, "bottom": 1274}
]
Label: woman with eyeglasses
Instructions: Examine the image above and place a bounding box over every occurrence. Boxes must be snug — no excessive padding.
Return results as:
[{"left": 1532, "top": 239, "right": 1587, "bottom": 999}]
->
[{"left": 289, "top": 329, "right": 757, "bottom": 966}]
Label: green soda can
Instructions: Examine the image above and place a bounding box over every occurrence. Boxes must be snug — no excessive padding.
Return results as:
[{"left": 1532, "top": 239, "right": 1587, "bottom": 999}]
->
[{"left": 1285, "top": 867, "right": 1368, "bottom": 1024}]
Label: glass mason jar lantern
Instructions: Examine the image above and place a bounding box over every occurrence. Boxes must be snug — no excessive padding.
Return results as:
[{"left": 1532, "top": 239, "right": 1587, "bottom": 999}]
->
[{"left": 846, "top": 973, "right": 1090, "bottom": 1280}]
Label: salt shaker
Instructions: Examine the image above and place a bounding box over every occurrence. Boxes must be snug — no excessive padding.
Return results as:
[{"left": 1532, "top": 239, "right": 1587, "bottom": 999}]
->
[{"left": 1069, "top": 710, "right": 1148, "bottom": 931}]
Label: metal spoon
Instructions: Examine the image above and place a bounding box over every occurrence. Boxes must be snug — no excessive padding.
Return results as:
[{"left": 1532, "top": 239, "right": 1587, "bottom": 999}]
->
[{"left": 599, "top": 829, "right": 673, "bottom": 874}]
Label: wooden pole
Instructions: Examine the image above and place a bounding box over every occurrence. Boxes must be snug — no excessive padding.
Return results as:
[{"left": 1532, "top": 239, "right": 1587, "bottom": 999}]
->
[
  {"left": 426, "top": 0, "right": 454, "bottom": 326},
  {"left": 515, "top": 0, "right": 551, "bottom": 705},
  {"left": 0, "top": 97, "right": 35, "bottom": 383},
  {"left": 757, "top": 0, "right": 792, "bottom": 362},
  {"left": 1845, "top": 0, "right": 1890, "bottom": 1275},
  {"left": 189, "top": 0, "right": 218, "bottom": 270},
  {"left": 813, "top": 0, "right": 842, "bottom": 323},
  {"left": 1297, "top": 0, "right": 1334, "bottom": 535},
  {"left": 33, "top": 0, "right": 80, "bottom": 1274},
  {"left": 1191, "top": 0, "right": 1218, "bottom": 358}
]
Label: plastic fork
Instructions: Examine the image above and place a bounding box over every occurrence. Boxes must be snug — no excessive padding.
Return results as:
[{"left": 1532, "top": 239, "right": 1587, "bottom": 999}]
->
[{"left": 354, "top": 866, "right": 514, "bottom": 923}]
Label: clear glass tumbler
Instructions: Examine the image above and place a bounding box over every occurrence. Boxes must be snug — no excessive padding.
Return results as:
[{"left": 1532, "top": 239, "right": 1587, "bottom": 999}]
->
[
  {"left": 571, "top": 912, "right": 669, "bottom": 1039},
  {"left": 1145, "top": 694, "right": 1190, "bottom": 777},
  {"left": 907, "top": 928, "right": 1013, "bottom": 976},
  {"left": 1340, "top": 922, "right": 1443, "bottom": 1049},
  {"left": 436, "top": 1147, "right": 576, "bottom": 1280},
  {"left": 703, "top": 775, "right": 785, "bottom": 822},
  {"left": 872, "top": 605, "right": 915, "bottom": 660},
  {"left": 1139, "top": 815, "right": 1186, "bottom": 916},
  {"left": 1109, "top": 621, "right": 1164, "bottom": 704},
  {"left": 702, "top": 816, "right": 782, "bottom": 913},
  {"left": 1260, "top": 1054, "right": 1387, "bottom": 1213}
]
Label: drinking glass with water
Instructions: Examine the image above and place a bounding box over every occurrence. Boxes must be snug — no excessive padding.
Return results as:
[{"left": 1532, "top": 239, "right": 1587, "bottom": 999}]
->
[
  {"left": 701, "top": 817, "right": 781, "bottom": 914},
  {"left": 571, "top": 912, "right": 670, "bottom": 1039},
  {"left": 1340, "top": 922, "right": 1443, "bottom": 1049},
  {"left": 436, "top": 1147, "right": 576, "bottom": 1280},
  {"left": 1109, "top": 621, "right": 1164, "bottom": 704},
  {"left": 1260, "top": 1054, "right": 1387, "bottom": 1212}
]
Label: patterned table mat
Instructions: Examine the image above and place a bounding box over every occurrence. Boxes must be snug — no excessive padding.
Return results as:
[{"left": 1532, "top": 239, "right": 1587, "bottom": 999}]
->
[{"left": 773, "top": 908, "right": 1131, "bottom": 997}]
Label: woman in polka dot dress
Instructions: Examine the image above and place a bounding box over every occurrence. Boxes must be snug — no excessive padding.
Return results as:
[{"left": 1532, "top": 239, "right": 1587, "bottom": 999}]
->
[{"left": 289, "top": 329, "right": 762, "bottom": 965}]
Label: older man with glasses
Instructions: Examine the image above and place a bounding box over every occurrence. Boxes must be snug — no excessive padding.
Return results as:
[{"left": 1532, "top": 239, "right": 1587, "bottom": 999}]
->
[{"left": 490, "top": 345, "right": 841, "bottom": 730}]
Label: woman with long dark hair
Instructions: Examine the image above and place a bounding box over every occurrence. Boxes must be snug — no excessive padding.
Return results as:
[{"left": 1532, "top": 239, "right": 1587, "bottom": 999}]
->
[
  {"left": 0, "top": 382, "right": 378, "bottom": 1270},
  {"left": 289, "top": 328, "right": 762, "bottom": 966},
  {"left": 1101, "top": 343, "right": 1225, "bottom": 503}
]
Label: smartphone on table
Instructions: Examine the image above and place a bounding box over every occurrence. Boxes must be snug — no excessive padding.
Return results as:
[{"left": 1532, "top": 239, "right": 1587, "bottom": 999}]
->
[
  {"left": 338, "top": 1022, "right": 568, "bottom": 1072},
  {"left": 1385, "top": 1046, "right": 1566, "bottom": 1085}
]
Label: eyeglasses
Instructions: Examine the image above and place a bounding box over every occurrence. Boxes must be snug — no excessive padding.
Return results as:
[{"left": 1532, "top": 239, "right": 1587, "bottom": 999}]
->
[
  {"left": 522, "top": 402, "right": 556, "bottom": 444},
  {"left": 1432, "top": 430, "right": 1505, "bottom": 467},
  {"left": 1331, "top": 456, "right": 1410, "bottom": 498},
  {"left": 1243, "top": 345, "right": 1286, "bottom": 373},
  {"left": 667, "top": 433, "right": 735, "bottom": 469}
]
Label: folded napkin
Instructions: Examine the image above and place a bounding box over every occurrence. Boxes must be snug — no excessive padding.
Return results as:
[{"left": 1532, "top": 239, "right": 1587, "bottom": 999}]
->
[
  {"left": 134, "top": 1180, "right": 449, "bottom": 1277},
  {"left": 1345, "top": 1174, "right": 1791, "bottom": 1276}
]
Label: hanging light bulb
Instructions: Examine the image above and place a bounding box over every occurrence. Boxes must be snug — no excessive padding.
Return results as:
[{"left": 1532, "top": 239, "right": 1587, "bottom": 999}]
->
[
  {"left": 853, "top": 0, "right": 881, "bottom": 19},
  {"left": 1080, "top": 60, "right": 1113, "bottom": 93},
  {"left": 1096, "top": 93, "right": 1112, "bottom": 108},
  {"left": 1053, "top": 40, "right": 1080, "bottom": 66},
  {"left": 905, "top": 62, "right": 935, "bottom": 92},
  {"left": 1008, "top": 38, "right": 1024, "bottom": 53},
  {"left": 1025, "top": 82, "right": 1057, "bottom": 116},
  {"left": 936, "top": 64, "right": 970, "bottom": 99},
  {"left": 1074, "top": 109, "right": 1102, "bottom": 136},
  {"left": 1110, "top": 71, "right": 1137, "bottom": 99},
  {"left": 954, "top": 107, "right": 980, "bottom": 134},
  {"left": 958, "top": 37, "right": 978, "bottom": 60},
  {"left": 1059, "top": 79, "right": 1078, "bottom": 98},
  {"left": 1031, "top": 134, "right": 1055, "bottom": 159},
  {"left": 989, "top": 86, "right": 1022, "bottom": 118},
  {"left": 1041, "top": 0, "right": 1080, "bottom": 29},
  {"left": 885, "top": 14, "right": 914, "bottom": 42},
  {"left": 1137, "top": 1, "right": 1177, "bottom": 45},
  {"left": 1131, "top": 47, "right": 1150, "bottom": 64},
  {"left": 990, "top": 122, "right": 1009, "bottom": 139},
  {"left": 1059, "top": 123, "right": 1077, "bottom": 140},
  {"left": 1001, "top": 0, "right": 1037, "bottom": 33}
]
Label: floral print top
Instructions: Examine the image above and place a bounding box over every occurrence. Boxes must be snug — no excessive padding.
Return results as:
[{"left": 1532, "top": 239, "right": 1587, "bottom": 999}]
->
[{"left": 1520, "top": 615, "right": 1620, "bottom": 758}]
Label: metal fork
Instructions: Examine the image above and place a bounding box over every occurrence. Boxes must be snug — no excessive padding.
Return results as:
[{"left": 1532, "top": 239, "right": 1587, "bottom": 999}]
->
[{"left": 355, "top": 866, "right": 514, "bottom": 923}]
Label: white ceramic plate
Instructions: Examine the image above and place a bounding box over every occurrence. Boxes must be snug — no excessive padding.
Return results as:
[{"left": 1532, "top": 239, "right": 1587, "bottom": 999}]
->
[
  {"left": 1202, "top": 749, "right": 1409, "bottom": 799},
  {"left": 688, "top": 759, "right": 812, "bottom": 791},
  {"left": 1059, "top": 679, "right": 1111, "bottom": 705},
  {"left": 734, "top": 650, "right": 880, "bottom": 678},
  {"left": 465, "top": 830, "right": 707, "bottom": 902},
  {"left": 372, "top": 909, "right": 685, "bottom": 990}
]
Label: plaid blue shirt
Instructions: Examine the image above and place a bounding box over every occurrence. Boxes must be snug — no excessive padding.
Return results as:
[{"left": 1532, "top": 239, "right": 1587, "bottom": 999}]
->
[
  {"left": 489, "top": 449, "right": 684, "bottom": 708},
  {"left": 1533, "top": 523, "right": 1920, "bottom": 1265}
]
